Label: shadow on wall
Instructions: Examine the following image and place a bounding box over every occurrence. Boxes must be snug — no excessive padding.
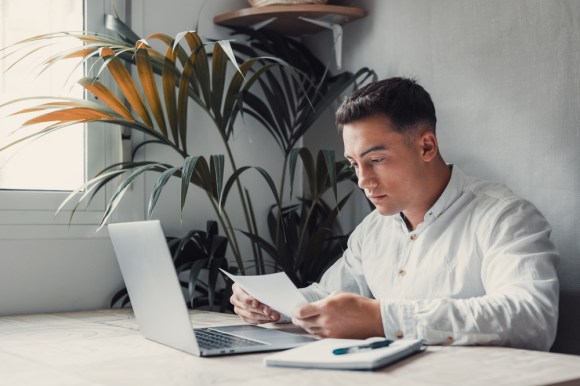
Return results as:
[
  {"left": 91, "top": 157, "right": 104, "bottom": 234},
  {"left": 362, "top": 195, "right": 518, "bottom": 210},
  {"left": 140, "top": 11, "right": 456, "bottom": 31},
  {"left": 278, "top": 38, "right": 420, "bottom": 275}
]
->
[{"left": 551, "top": 292, "right": 580, "bottom": 355}]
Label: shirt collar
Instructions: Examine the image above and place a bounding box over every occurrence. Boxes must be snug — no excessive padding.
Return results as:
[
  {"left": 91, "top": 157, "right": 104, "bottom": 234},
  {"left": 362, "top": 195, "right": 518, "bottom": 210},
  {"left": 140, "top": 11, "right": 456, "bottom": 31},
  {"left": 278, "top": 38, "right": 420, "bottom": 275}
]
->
[
  {"left": 396, "top": 164, "right": 465, "bottom": 230},
  {"left": 423, "top": 164, "right": 465, "bottom": 223}
]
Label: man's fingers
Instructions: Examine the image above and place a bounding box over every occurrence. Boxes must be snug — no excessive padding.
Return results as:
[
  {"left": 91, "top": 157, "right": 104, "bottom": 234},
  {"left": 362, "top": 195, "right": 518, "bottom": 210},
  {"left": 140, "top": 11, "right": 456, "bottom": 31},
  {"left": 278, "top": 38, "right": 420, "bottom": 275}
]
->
[
  {"left": 292, "top": 314, "right": 326, "bottom": 337},
  {"left": 234, "top": 306, "right": 271, "bottom": 323},
  {"left": 232, "top": 283, "right": 258, "bottom": 308},
  {"left": 230, "top": 283, "right": 281, "bottom": 323},
  {"left": 293, "top": 301, "right": 322, "bottom": 319},
  {"left": 230, "top": 284, "right": 269, "bottom": 313},
  {"left": 292, "top": 304, "right": 320, "bottom": 329},
  {"left": 234, "top": 304, "right": 281, "bottom": 322},
  {"left": 292, "top": 299, "right": 336, "bottom": 336}
]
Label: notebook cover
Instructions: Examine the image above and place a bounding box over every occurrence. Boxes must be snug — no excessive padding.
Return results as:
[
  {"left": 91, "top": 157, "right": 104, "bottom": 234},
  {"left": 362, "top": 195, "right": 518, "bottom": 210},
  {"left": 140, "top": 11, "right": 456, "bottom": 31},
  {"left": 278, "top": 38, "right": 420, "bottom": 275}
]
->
[{"left": 263, "top": 338, "right": 426, "bottom": 371}]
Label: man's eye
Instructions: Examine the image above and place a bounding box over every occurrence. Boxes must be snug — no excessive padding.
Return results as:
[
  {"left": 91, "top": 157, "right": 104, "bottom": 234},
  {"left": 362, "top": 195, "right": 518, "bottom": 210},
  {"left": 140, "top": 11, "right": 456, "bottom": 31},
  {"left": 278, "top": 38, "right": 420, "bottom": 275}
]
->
[
  {"left": 371, "top": 158, "right": 384, "bottom": 164},
  {"left": 350, "top": 163, "right": 358, "bottom": 169}
]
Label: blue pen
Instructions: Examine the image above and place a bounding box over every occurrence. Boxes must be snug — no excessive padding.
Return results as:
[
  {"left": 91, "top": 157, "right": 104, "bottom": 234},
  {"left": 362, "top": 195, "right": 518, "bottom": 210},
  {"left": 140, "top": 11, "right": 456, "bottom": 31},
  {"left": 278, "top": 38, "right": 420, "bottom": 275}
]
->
[{"left": 332, "top": 339, "right": 394, "bottom": 355}]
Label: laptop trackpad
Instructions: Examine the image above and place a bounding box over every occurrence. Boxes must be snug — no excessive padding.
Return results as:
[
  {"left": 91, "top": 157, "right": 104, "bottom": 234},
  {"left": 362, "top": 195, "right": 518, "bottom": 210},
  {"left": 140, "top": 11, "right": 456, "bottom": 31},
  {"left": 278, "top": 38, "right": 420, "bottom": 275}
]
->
[{"left": 212, "top": 324, "right": 315, "bottom": 345}]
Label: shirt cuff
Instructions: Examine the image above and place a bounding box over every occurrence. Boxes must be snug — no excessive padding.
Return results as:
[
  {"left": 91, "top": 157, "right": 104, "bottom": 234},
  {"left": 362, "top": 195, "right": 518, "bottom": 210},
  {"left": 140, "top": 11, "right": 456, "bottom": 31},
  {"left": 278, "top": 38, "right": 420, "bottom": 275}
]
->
[{"left": 380, "top": 299, "right": 418, "bottom": 340}]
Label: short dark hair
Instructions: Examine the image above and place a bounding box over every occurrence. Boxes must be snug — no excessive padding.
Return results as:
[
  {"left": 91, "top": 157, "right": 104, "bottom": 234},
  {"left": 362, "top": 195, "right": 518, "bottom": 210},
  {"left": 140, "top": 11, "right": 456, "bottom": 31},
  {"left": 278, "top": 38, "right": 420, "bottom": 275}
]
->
[{"left": 335, "top": 77, "right": 437, "bottom": 134}]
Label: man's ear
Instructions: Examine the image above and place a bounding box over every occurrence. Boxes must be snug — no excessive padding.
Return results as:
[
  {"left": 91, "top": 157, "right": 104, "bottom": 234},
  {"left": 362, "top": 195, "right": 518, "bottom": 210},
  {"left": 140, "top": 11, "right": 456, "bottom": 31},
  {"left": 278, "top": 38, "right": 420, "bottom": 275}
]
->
[{"left": 418, "top": 131, "right": 438, "bottom": 161}]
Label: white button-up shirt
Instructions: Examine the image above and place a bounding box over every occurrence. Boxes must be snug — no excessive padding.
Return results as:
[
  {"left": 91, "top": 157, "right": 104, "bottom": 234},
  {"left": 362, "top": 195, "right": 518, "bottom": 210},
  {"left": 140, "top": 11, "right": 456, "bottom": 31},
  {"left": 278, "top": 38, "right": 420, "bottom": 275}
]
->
[{"left": 300, "top": 166, "right": 559, "bottom": 351}]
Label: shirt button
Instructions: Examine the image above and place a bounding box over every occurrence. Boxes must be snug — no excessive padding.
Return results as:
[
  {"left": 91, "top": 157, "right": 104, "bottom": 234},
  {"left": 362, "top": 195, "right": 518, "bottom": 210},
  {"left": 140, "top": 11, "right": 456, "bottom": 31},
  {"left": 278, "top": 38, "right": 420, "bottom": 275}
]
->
[
  {"left": 447, "top": 336, "right": 454, "bottom": 344},
  {"left": 395, "top": 330, "right": 404, "bottom": 339},
  {"left": 410, "top": 234, "right": 417, "bottom": 241},
  {"left": 398, "top": 269, "right": 406, "bottom": 277}
]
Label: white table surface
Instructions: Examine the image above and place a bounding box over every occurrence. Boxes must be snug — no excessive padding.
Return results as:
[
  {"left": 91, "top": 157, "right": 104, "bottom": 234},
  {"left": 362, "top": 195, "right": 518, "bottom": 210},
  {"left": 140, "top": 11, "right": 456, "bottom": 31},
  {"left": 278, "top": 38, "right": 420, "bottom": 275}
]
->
[{"left": 1, "top": 309, "right": 579, "bottom": 386}]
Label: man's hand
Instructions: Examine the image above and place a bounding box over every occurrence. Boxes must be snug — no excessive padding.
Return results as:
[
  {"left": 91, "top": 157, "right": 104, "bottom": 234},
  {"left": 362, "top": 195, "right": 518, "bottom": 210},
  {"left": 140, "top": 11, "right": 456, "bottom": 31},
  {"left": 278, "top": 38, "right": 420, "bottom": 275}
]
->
[
  {"left": 230, "top": 283, "right": 281, "bottom": 324},
  {"left": 292, "top": 292, "right": 383, "bottom": 339}
]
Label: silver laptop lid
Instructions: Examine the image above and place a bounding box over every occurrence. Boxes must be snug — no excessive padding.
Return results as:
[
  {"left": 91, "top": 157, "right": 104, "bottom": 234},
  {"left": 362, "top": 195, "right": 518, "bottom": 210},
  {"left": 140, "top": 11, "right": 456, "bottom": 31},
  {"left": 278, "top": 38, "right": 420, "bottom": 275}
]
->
[{"left": 108, "top": 220, "right": 200, "bottom": 355}]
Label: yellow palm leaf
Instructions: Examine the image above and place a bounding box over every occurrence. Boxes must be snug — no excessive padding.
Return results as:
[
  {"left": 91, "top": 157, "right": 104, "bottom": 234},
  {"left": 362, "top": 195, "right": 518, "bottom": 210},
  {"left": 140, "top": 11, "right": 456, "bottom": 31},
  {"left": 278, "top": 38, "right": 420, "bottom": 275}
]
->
[
  {"left": 24, "top": 107, "right": 114, "bottom": 125},
  {"left": 135, "top": 42, "right": 167, "bottom": 137},
  {"left": 79, "top": 77, "right": 134, "bottom": 120},
  {"left": 99, "top": 47, "right": 153, "bottom": 127}
]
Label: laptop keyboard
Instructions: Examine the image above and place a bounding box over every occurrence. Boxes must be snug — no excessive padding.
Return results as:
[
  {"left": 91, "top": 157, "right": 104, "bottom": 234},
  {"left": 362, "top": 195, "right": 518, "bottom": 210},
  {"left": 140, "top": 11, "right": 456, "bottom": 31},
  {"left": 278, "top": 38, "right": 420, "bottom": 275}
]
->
[{"left": 194, "top": 328, "right": 267, "bottom": 350}]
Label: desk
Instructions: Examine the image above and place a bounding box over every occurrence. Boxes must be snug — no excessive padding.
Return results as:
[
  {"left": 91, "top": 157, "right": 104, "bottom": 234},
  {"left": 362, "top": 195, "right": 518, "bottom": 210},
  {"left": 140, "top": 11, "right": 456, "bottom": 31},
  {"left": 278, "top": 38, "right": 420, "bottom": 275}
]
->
[{"left": 1, "top": 309, "right": 579, "bottom": 386}]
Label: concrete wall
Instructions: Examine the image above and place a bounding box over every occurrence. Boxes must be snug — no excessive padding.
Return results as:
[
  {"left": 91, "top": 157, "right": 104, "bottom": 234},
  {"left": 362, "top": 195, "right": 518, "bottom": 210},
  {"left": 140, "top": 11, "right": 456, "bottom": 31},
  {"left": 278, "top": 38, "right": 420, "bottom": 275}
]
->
[{"left": 306, "top": 0, "right": 580, "bottom": 354}]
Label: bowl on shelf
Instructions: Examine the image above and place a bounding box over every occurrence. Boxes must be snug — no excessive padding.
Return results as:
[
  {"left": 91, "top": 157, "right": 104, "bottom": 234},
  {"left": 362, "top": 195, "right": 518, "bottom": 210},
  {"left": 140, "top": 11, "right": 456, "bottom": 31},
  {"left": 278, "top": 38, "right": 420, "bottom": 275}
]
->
[{"left": 248, "top": 0, "right": 328, "bottom": 7}]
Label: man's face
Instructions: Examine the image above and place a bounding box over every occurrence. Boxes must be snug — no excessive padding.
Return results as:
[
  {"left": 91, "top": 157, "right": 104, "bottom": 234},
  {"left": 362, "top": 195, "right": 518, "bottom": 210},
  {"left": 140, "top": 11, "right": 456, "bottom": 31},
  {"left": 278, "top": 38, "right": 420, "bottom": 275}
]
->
[{"left": 343, "top": 114, "right": 426, "bottom": 216}]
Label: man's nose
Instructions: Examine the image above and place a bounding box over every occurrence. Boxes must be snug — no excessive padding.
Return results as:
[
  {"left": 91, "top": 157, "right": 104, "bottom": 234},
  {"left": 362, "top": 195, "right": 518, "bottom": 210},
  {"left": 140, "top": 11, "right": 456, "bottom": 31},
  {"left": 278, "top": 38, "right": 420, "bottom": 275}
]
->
[{"left": 357, "top": 165, "right": 375, "bottom": 190}]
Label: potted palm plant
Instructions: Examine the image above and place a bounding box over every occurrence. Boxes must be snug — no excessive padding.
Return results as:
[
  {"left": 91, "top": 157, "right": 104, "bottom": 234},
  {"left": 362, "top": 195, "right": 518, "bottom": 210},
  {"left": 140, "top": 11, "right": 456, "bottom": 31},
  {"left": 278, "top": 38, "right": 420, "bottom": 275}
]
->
[{"left": 0, "top": 14, "right": 374, "bottom": 303}]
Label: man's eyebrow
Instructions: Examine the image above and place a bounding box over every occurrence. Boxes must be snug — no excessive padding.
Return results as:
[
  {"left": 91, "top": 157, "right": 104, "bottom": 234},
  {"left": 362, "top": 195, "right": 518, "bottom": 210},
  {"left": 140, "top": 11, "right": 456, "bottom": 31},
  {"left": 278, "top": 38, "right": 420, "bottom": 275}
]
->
[{"left": 344, "top": 145, "right": 386, "bottom": 160}]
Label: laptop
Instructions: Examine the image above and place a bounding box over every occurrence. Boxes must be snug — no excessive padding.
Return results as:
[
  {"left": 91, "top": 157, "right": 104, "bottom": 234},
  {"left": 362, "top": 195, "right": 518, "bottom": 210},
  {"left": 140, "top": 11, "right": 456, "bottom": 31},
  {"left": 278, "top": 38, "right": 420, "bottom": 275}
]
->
[{"left": 108, "top": 220, "right": 314, "bottom": 357}]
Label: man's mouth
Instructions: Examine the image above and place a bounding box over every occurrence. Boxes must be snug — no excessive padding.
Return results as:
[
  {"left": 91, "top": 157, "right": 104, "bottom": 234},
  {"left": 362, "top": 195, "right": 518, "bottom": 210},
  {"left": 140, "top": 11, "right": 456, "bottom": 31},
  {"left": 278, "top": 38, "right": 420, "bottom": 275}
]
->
[{"left": 367, "top": 194, "right": 387, "bottom": 204}]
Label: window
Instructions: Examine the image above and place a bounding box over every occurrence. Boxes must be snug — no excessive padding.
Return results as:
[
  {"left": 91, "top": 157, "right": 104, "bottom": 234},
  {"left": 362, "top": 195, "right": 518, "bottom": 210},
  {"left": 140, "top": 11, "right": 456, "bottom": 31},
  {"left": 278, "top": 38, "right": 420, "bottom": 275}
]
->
[
  {"left": 0, "top": 0, "right": 85, "bottom": 191},
  {"left": 0, "top": 0, "right": 128, "bottom": 236}
]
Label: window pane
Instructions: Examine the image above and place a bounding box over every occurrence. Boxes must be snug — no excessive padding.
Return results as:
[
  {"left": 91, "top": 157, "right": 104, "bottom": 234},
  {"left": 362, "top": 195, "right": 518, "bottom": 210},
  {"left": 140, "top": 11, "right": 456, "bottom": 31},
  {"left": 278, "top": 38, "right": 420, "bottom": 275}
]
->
[{"left": 0, "top": 0, "right": 84, "bottom": 191}]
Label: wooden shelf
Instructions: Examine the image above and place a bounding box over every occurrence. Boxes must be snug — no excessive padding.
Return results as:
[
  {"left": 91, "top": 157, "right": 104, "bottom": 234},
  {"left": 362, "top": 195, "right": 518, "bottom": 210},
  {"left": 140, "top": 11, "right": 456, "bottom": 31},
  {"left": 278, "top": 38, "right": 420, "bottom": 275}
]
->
[{"left": 213, "top": 4, "right": 365, "bottom": 36}]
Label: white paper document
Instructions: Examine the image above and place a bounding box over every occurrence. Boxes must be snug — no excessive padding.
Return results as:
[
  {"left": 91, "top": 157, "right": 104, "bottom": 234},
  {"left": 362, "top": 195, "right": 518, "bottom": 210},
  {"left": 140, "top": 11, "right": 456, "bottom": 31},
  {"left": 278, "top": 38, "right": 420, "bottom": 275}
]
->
[{"left": 220, "top": 269, "right": 308, "bottom": 318}]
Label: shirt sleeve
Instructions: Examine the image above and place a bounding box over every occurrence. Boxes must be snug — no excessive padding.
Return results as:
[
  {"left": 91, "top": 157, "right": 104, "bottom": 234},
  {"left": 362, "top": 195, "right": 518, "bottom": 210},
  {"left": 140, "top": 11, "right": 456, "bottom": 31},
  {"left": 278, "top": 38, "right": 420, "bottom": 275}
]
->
[
  {"left": 300, "top": 215, "right": 374, "bottom": 303},
  {"left": 380, "top": 199, "right": 559, "bottom": 351}
]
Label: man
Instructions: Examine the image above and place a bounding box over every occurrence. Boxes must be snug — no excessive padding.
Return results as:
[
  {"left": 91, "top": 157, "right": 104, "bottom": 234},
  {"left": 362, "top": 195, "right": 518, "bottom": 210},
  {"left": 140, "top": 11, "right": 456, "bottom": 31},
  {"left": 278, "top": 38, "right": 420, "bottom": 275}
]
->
[{"left": 230, "top": 77, "right": 559, "bottom": 351}]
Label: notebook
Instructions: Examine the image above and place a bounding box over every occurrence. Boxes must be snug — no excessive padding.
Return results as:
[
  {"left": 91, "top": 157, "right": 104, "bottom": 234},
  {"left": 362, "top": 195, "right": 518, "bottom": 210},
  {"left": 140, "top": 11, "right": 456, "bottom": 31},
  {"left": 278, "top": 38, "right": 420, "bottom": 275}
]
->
[
  {"left": 108, "top": 220, "right": 315, "bottom": 357},
  {"left": 264, "top": 337, "right": 426, "bottom": 370}
]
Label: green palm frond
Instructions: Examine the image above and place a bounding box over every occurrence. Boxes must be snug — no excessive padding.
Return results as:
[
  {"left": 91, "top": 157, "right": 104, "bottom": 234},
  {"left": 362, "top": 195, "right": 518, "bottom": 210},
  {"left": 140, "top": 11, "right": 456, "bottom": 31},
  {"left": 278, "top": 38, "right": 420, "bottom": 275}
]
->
[
  {"left": 226, "top": 27, "right": 376, "bottom": 156},
  {"left": 148, "top": 166, "right": 181, "bottom": 218},
  {"left": 288, "top": 148, "right": 355, "bottom": 204}
]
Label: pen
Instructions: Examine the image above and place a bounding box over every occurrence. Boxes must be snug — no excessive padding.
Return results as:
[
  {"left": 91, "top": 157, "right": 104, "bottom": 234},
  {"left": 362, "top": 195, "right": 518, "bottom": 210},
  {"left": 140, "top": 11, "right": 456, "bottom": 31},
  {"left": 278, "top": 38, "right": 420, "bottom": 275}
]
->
[{"left": 332, "top": 339, "right": 394, "bottom": 355}]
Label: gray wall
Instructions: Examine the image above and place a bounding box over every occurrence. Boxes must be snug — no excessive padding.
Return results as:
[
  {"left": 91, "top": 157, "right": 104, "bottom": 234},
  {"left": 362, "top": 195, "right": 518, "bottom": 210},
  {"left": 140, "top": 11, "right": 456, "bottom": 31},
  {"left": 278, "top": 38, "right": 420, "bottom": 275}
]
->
[{"left": 306, "top": 0, "right": 580, "bottom": 354}]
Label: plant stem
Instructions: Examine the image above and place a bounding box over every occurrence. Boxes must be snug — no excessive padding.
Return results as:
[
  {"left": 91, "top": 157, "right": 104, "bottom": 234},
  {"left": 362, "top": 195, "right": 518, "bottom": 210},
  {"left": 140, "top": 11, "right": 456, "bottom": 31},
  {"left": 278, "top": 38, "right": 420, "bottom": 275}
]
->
[
  {"left": 213, "top": 121, "right": 259, "bottom": 275},
  {"left": 274, "top": 154, "right": 289, "bottom": 247},
  {"left": 294, "top": 198, "right": 318, "bottom": 271},
  {"left": 244, "top": 189, "right": 265, "bottom": 274},
  {"left": 207, "top": 194, "right": 245, "bottom": 274}
]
